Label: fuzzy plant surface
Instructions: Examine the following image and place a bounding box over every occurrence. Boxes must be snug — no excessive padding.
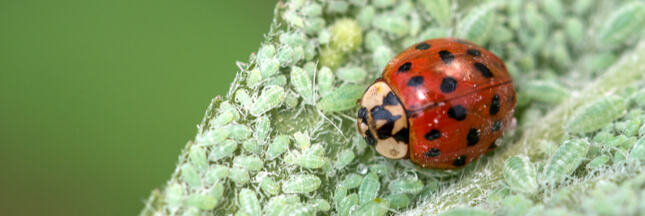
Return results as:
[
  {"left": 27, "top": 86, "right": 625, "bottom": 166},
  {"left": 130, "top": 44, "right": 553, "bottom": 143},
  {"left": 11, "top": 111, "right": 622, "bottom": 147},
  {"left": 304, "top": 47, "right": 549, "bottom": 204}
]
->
[{"left": 139, "top": 0, "right": 645, "bottom": 215}]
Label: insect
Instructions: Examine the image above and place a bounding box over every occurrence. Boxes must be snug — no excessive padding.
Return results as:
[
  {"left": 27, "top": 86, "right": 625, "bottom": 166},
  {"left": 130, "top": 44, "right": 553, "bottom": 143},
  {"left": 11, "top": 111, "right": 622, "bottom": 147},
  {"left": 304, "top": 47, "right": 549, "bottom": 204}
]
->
[{"left": 356, "top": 38, "right": 516, "bottom": 169}]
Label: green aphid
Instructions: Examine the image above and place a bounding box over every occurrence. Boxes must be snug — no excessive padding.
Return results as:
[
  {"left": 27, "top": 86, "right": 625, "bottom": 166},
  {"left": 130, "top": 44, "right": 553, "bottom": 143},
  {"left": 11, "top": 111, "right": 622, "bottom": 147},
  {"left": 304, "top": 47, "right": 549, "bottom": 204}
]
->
[
  {"left": 364, "top": 31, "right": 385, "bottom": 52},
  {"left": 301, "top": 3, "right": 322, "bottom": 17},
  {"left": 419, "top": 0, "right": 452, "bottom": 27},
  {"left": 250, "top": 85, "right": 285, "bottom": 116},
  {"left": 334, "top": 187, "right": 348, "bottom": 207},
  {"left": 356, "top": 6, "right": 375, "bottom": 29},
  {"left": 408, "top": 12, "right": 421, "bottom": 37},
  {"left": 487, "top": 187, "right": 510, "bottom": 203},
  {"left": 341, "top": 174, "right": 363, "bottom": 189},
  {"left": 373, "top": 46, "right": 394, "bottom": 72},
  {"left": 282, "top": 174, "right": 321, "bottom": 194},
  {"left": 291, "top": 46, "right": 304, "bottom": 64},
  {"left": 283, "top": 92, "right": 298, "bottom": 110},
  {"left": 210, "top": 182, "right": 224, "bottom": 201},
  {"left": 573, "top": 0, "right": 593, "bottom": 15},
  {"left": 319, "top": 47, "right": 346, "bottom": 69},
  {"left": 326, "top": 0, "right": 349, "bottom": 14},
  {"left": 335, "top": 150, "right": 355, "bottom": 169},
  {"left": 260, "top": 58, "right": 280, "bottom": 78},
  {"left": 587, "top": 155, "right": 610, "bottom": 169},
  {"left": 302, "top": 144, "right": 325, "bottom": 157},
  {"left": 418, "top": 28, "right": 450, "bottom": 41},
  {"left": 359, "top": 173, "right": 380, "bottom": 205},
  {"left": 218, "top": 101, "right": 241, "bottom": 121},
  {"left": 247, "top": 68, "right": 262, "bottom": 87},
  {"left": 258, "top": 44, "right": 275, "bottom": 60},
  {"left": 279, "top": 203, "right": 316, "bottom": 216},
  {"left": 318, "top": 29, "right": 331, "bottom": 45},
  {"left": 260, "top": 177, "right": 279, "bottom": 195},
  {"left": 235, "top": 90, "right": 252, "bottom": 112},
  {"left": 597, "top": 2, "right": 645, "bottom": 46},
  {"left": 309, "top": 198, "right": 330, "bottom": 212},
  {"left": 283, "top": 10, "right": 303, "bottom": 28},
  {"left": 624, "top": 119, "right": 642, "bottom": 137},
  {"left": 317, "top": 84, "right": 364, "bottom": 112},
  {"left": 564, "top": 18, "right": 584, "bottom": 47},
  {"left": 238, "top": 189, "right": 260, "bottom": 215},
  {"left": 541, "top": 0, "right": 564, "bottom": 21},
  {"left": 499, "top": 195, "right": 533, "bottom": 216},
  {"left": 614, "top": 148, "right": 628, "bottom": 163},
  {"left": 542, "top": 139, "right": 589, "bottom": 184},
  {"left": 369, "top": 163, "right": 391, "bottom": 176},
  {"left": 317, "top": 66, "right": 334, "bottom": 98},
  {"left": 186, "top": 195, "right": 216, "bottom": 210},
  {"left": 630, "top": 136, "right": 645, "bottom": 160},
  {"left": 336, "top": 66, "right": 366, "bottom": 83},
  {"left": 630, "top": 89, "right": 645, "bottom": 107},
  {"left": 293, "top": 131, "right": 310, "bottom": 150},
  {"left": 304, "top": 41, "right": 316, "bottom": 61},
  {"left": 189, "top": 145, "right": 208, "bottom": 171},
  {"left": 210, "top": 111, "right": 235, "bottom": 127},
  {"left": 523, "top": 81, "right": 569, "bottom": 104},
  {"left": 265, "top": 75, "right": 288, "bottom": 87},
  {"left": 279, "top": 32, "right": 306, "bottom": 47},
  {"left": 209, "top": 139, "right": 237, "bottom": 161},
  {"left": 266, "top": 135, "right": 290, "bottom": 160},
  {"left": 353, "top": 198, "right": 390, "bottom": 216},
  {"left": 284, "top": 194, "right": 301, "bottom": 205},
  {"left": 329, "top": 18, "right": 362, "bottom": 52},
  {"left": 304, "top": 17, "right": 325, "bottom": 35},
  {"left": 373, "top": 0, "right": 395, "bottom": 8},
  {"left": 233, "top": 155, "right": 264, "bottom": 172},
  {"left": 181, "top": 164, "right": 201, "bottom": 188},
  {"left": 372, "top": 13, "right": 409, "bottom": 38},
  {"left": 456, "top": 3, "right": 496, "bottom": 45},
  {"left": 254, "top": 116, "right": 271, "bottom": 142},
  {"left": 294, "top": 155, "right": 326, "bottom": 169},
  {"left": 566, "top": 96, "right": 626, "bottom": 133},
  {"left": 276, "top": 46, "right": 294, "bottom": 67},
  {"left": 242, "top": 139, "right": 262, "bottom": 155},
  {"left": 199, "top": 128, "right": 229, "bottom": 146},
  {"left": 206, "top": 165, "right": 228, "bottom": 184},
  {"left": 291, "top": 66, "right": 314, "bottom": 104},
  {"left": 388, "top": 177, "right": 424, "bottom": 195},
  {"left": 394, "top": 0, "right": 414, "bottom": 16},
  {"left": 229, "top": 167, "right": 250, "bottom": 186},
  {"left": 490, "top": 25, "right": 513, "bottom": 43},
  {"left": 166, "top": 183, "right": 183, "bottom": 213},
  {"left": 225, "top": 124, "right": 252, "bottom": 140},
  {"left": 503, "top": 156, "right": 538, "bottom": 194},
  {"left": 384, "top": 193, "right": 410, "bottom": 209},
  {"left": 264, "top": 196, "right": 287, "bottom": 216},
  {"left": 338, "top": 193, "right": 358, "bottom": 216}
]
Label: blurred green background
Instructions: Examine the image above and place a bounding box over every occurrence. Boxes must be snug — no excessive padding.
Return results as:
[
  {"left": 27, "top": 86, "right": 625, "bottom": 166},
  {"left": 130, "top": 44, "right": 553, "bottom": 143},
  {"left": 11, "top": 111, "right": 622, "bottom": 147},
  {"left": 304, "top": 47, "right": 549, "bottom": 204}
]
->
[{"left": 0, "top": 1, "right": 277, "bottom": 215}]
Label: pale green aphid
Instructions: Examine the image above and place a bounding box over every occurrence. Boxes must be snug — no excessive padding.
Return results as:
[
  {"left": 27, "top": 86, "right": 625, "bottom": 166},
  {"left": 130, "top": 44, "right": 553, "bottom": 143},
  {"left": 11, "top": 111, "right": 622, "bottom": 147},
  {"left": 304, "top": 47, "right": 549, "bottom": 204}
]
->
[
  {"left": 364, "top": 31, "right": 385, "bottom": 52},
  {"left": 225, "top": 124, "right": 252, "bottom": 140},
  {"left": 353, "top": 198, "right": 390, "bottom": 216},
  {"left": 302, "top": 62, "right": 316, "bottom": 77},
  {"left": 329, "top": 18, "right": 363, "bottom": 52},
  {"left": 282, "top": 174, "right": 321, "bottom": 194},
  {"left": 233, "top": 155, "right": 264, "bottom": 172},
  {"left": 318, "top": 29, "right": 331, "bottom": 45},
  {"left": 396, "top": 0, "right": 415, "bottom": 18},
  {"left": 341, "top": 174, "right": 363, "bottom": 189},
  {"left": 260, "top": 58, "right": 280, "bottom": 79},
  {"left": 487, "top": 187, "right": 510, "bottom": 203},
  {"left": 499, "top": 195, "right": 533, "bottom": 215},
  {"left": 373, "top": 46, "right": 394, "bottom": 72},
  {"left": 189, "top": 145, "right": 208, "bottom": 171},
  {"left": 566, "top": 96, "right": 626, "bottom": 133},
  {"left": 304, "top": 41, "right": 316, "bottom": 61},
  {"left": 369, "top": 163, "right": 391, "bottom": 176},
  {"left": 541, "top": 0, "right": 564, "bottom": 21},
  {"left": 254, "top": 116, "right": 271, "bottom": 142},
  {"left": 542, "top": 139, "right": 590, "bottom": 183},
  {"left": 238, "top": 189, "right": 261, "bottom": 215},
  {"left": 242, "top": 139, "right": 262, "bottom": 155},
  {"left": 522, "top": 80, "right": 569, "bottom": 104},
  {"left": 456, "top": 3, "right": 496, "bottom": 45},
  {"left": 287, "top": 0, "right": 305, "bottom": 10},
  {"left": 266, "top": 135, "right": 290, "bottom": 160},
  {"left": 503, "top": 156, "right": 538, "bottom": 194},
  {"left": 316, "top": 84, "right": 364, "bottom": 112},
  {"left": 265, "top": 74, "right": 288, "bottom": 87},
  {"left": 614, "top": 148, "right": 627, "bottom": 163},
  {"left": 283, "top": 92, "right": 299, "bottom": 110},
  {"left": 419, "top": 0, "right": 452, "bottom": 27},
  {"left": 205, "top": 165, "right": 228, "bottom": 184},
  {"left": 384, "top": 193, "right": 410, "bottom": 209},
  {"left": 334, "top": 187, "right": 348, "bottom": 207},
  {"left": 317, "top": 66, "right": 334, "bottom": 97},
  {"left": 283, "top": 10, "right": 303, "bottom": 28},
  {"left": 276, "top": 46, "right": 294, "bottom": 66},
  {"left": 293, "top": 131, "right": 310, "bottom": 150},
  {"left": 372, "top": 13, "right": 409, "bottom": 38},
  {"left": 210, "top": 182, "right": 224, "bottom": 202},
  {"left": 166, "top": 183, "right": 183, "bottom": 213},
  {"left": 605, "top": 135, "right": 635, "bottom": 149},
  {"left": 438, "top": 207, "right": 492, "bottom": 216},
  {"left": 260, "top": 177, "right": 280, "bottom": 195},
  {"left": 181, "top": 164, "right": 201, "bottom": 188},
  {"left": 264, "top": 196, "right": 287, "bottom": 216},
  {"left": 356, "top": 6, "right": 375, "bottom": 29},
  {"left": 587, "top": 155, "right": 610, "bottom": 169},
  {"left": 209, "top": 139, "right": 237, "bottom": 161},
  {"left": 630, "top": 89, "right": 645, "bottom": 107},
  {"left": 301, "top": 2, "right": 322, "bottom": 17},
  {"left": 335, "top": 150, "right": 355, "bottom": 169},
  {"left": 258, "top": 44, "right": 276, "bottom": 60},
  {"left": 302, "top": 144, "right": 325, "bottom": 157},
  {"left": 630, "top": 136, "right": 645, "bottom": 160},
  {"left": 359, "top": 173, "right": 380, "bottom": 205},
  {"left": 338, "top": 193, "right": 358, "bottom": 216},
  {"left": 186, "top": 195, "right": 216, "bottom": 210},
  {"left": 250, "top": 85, "right": 286, "bottom": 116},
  {"left": 228, "top": 167, "right": 250, "bottom": 186},
  {"left": 198, "top": 128, "right": 228, "bottom": 146},
  {"left": 327, "top": 0, "right": 349, "bottom": 14},
  {"left": 585, "top": 52, "right": 617, "bottom": 73},
  {"left": 596, "top": 1, "right": 645, "bottom": 46},
  {"left": 490, "top": 25, "right": 513, "bottom": 43},
  {"left": 373, "top": 0, "right": 395, "bottom": 8},
  {"left": 279, "top": 32, "right": 306, "bottom": 47},
  {"left": 291, "top": 47, "right": 305, "bottom": 64},
  {"left": 551, "top": 45, "right": 572, "bottom": 69},
  {"left": 309, "top": 198, "right": 330, "bottom": 212},
  {"left": 247, "top": 68, "right": 262, "bottom": 87},
  {"left": 294, "top": 155, "right": 326, "bottom": 169},
  {"left": 279, "top": 203, "right": 316, "bottom": 216},
  {"left": 319, "top": 47, "right": 346, "bottom": 70},
  {"left": 387, "top": 177, "right": 424, "bottom": 195},
  {"left": 235, "top": 89, "right": 252, "bottom": 111},
  {"left": 573, "top": 0, "right": 593, "bottom": 15},
  {"left": 290, "top": 66, "right": 314, "bottom": 104},
  {"left": 218, "top": 101, "right": 241, "bottom": 121},
  {"left": 418, "top": 28, "right": 450, "bottom": 41},
  {"left": 336, "top": 66, "right": 366, "bottom": 83},
  {"left": 304, "top": 18, "right": 325, "bottom": 35},
  {"left": 210, "top": 111, "right": 234, "bottom": 127},
  {"left": 564, "top": 18, "right": 584, "bottom": 47}
]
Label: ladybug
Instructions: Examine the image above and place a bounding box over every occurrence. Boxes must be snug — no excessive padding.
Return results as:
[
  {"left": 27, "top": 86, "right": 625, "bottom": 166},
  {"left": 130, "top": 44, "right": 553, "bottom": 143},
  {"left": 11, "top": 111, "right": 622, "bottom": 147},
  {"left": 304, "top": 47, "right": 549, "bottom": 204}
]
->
[{"left": 356, "top": 38, "right": 516, "bottom": 169}]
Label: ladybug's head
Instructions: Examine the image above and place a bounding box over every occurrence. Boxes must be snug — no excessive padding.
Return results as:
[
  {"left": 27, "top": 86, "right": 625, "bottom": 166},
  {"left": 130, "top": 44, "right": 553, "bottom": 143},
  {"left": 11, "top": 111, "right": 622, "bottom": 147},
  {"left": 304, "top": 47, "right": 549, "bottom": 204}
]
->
[{"left": 356, "top": 80, "right": 410, "bottom": 159}]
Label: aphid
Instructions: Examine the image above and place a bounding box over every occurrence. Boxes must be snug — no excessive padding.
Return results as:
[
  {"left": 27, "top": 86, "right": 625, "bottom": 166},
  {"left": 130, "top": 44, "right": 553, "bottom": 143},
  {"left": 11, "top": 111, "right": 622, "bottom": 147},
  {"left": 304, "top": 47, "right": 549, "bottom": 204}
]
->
[
  {"left": 566, "top": 96, "right": 626, "bottom": 133},
  {"left": 279, "top": 203, "right": 316, "bottom": 216},
  {"left": 326, "top": 0, "right": 349, "bottom": 14},
  {"left": 387, "top": 177, "right": 423, "bottom": 195},
  {"left": 238, "top": 189, "right": 260, "bottom": 215},
  {"left": 542, "top": 139, "right": 589, "bottom": 183},
  {"left": 487, "top": 187, "right": 510, "bottom": 203},
  {"left": 235, "top": 89, "right": 252, "bottom": 111},
  {"left": 186, "top": 195, "right": 216, "bottom": 210},
  {"left": 335, "top": 150, "right": 355, "bottom": 169},
  {"left": 304, "top": 41, "right": 317, "bottom": 61},
  {"left": 250, "top": 85, "right": 286, "bottom": 116},
  {"left": 359, "top": 173, "right": 380, "bottom": 205},
  {"left": 229, "top": 168, "right": 250, "bottom": 186},
  {"left": 277, "top": 46, "right": 294, "bottom": 66},
  {"left": 309, "top": 198, "right": 330, "bottom": 212},
  {"left": 365, "top": 31, "right": 386, "bottom": 52},
  {"left": 263, "top": 196, "right": 287, "bottom": 216},
  {"left": 294, "top": 154, "right": 326, "bottom": 169},
  {"left": 384, "top": 193, "right": 410, "bottom": 209},
  {"left": 357, "top": 6, "right": 375, "bottom": 29},
  {"left": 338, "top": 194, "right": 358, "bottom": 216},
  {"left": 209, "top": 140, "right": 238, "bottom": 161},
  {"left": 242, "top": 139, "right": 262, "bottom": 155},
  {"left": 369, "top": 163, "right": 391, "bottom": 176},
  {"left": 247, "top": 68, "right": 262, "bottom": 87},
  {"left": 301, "top": 3, "right": 322, "bottom": 17},
  {"left": 317, "top": 84, "right": 364, "bottom": 112},
  {"left": 206, "top": 165, "right": 228, "bottom": 184},
  {"left": 373, "top": 46, "right": 394, "bottom": 72},
  {"left": 210, "top": 182, "right": 224, "bottom": 201},
  {"left": 329, "top": 18, "right": 362, "bottom": 52},
  {"left": 210, "top": 111, "right": 235, "bottom": 127},
  {"left": 260, "top": 58, "right": 280, "bottom": 78},
  {"left": 293, "top": 131, "right": 311, "bottom": 150},
  {"left": 334, "top": 187, "right": 348, "bottom": 207},
  {"left": 596, "top": 2, "right": 645, "bottom": 46},
  {"left": 419, "top": 0, "right": 452, "bottom": 27},
  {"left": 198, "top": 128, "right": 229, "bottom": 146},
  {"left": 353, "top": 198, "right": 390, "bottom": 216},
  {"left": 283, "top": 11, "right": 303, "bottom": 28},
  {"left": 254, "top": 116, "right": 271, "bottom": 142},
  {"left": 282, "top": 174, "right": 322, "bottom": 193},
  {"left": 189, "top": 146, "right": 208, "bottom": 171},
  {"left": 586, "top": 155, "right": 610, "bottom": 169},
  {"left": 181, "top": 164, "right": 201, "bottom": 188},
  {"left": 166, "top": 183, "right": 183, "bottom": 213},
  {"left": 630, "top": 136, "right": 645, "bottom": 160},
  {"left": 290, "top": 66, "right": 314, "bottom": 104},
  {"left": 456, "top": 4, "right": 496, "bottom": 45},
  {"left": 341, "top": 174, "right": 363, "bottom": 189},
  {"left": 372, "top": 13, "right": 409, "bottom": 38},
  {"left": 523, "top": 81, "right": 569, "bottom": 104},
  {"left": 266, "top": 135, "right": 290, "bottom": 160},
  {"left": 265, "top": 75, "right": 288, "bottom": 87},
  {"left": 503, "top": 156, "right": 538, "bottom": 194},
  {"left": 317, "top": 66, "right": 334, "bottom": 97},
  {"left": 357, "top": 38, "right": 516, "bottom": 169},
  {"left": 233, "top": 155, "right": 264, "bottom": 172},
  {"left": 225, "top": 124, "right": 252, "bottom": 141},
  {"left": 336, "top": 66, "right": 367, "bottom": 83},
  {"left": 260, "top": 177, "right": 279, "bottom": 195}
]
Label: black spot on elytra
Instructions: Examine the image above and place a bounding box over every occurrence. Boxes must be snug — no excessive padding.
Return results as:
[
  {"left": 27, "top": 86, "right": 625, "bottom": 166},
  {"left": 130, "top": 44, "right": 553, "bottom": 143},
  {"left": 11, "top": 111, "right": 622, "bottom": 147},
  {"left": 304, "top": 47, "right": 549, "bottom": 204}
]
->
[
  {"left": 364, "top": 130, "right": 376, "bottom": 146},
  {"left": 398, "top": 62, "right": 412, "bottom": 73},
  {"left": 448, "top": 105, "right": 467, "bottom": 121},
  {"left": 383, "top": 92, "right": 399, "bottom": 106},
  {"left": 357, "top": 107, "right": 368, "bottom": 123},
  {"left": 425, "top": 148, "right": 441, "bottom": 157},
  {"left": 370, "top": 106, "right": 401, "bottom": 122},
  {"left": 377, "top": 121, "right": 394, "bottom": 139},
  {"left": 467, "top": 49, "right": 481, "bottom": 57},
  {"left": 467, "top": 128, "right": 479, "bottom": 146},
  {"left": 492, "top": 120, "right": 503, "bottom": 132},
  {"left": 453, "top": 155, "right": 467, "bottom": 166},
  {"left": 474, "top": 62, "right": 493, "bottom": 78},
  {"left": 424, "top": 129, "right": 441, "bottom": 141},
  {"left": 415, "top": 42, "right": 431, "bottom": 50},
  {"left": 440, "top": 76, "right": 458, "bottom": 93},
  {"left": 490, "top": 95, "right": 501, "bottom": 115},
  {"left": 392, "top": 128, "right": 409, "bottom": 144},
  {"left": 407, "top": 76, "right": 424, "bottom": 87},
  {"left": 439, "top": 50, "right": 455, "bottom": 64}
]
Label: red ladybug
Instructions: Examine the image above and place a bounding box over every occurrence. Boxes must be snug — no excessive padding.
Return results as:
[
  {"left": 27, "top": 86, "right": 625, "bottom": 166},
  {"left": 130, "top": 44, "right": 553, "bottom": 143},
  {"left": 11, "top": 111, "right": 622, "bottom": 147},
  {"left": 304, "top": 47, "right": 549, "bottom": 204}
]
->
[{"left": 356, "top": 38, "right": 516, "bottom": 169}]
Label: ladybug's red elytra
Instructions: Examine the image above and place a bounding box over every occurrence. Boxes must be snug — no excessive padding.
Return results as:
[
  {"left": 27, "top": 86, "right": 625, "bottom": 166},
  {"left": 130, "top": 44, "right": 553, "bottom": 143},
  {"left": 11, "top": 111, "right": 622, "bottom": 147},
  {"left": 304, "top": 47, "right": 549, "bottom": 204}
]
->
[{"left": 356, "top": 38, "right": 516, "bottom": 169}]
